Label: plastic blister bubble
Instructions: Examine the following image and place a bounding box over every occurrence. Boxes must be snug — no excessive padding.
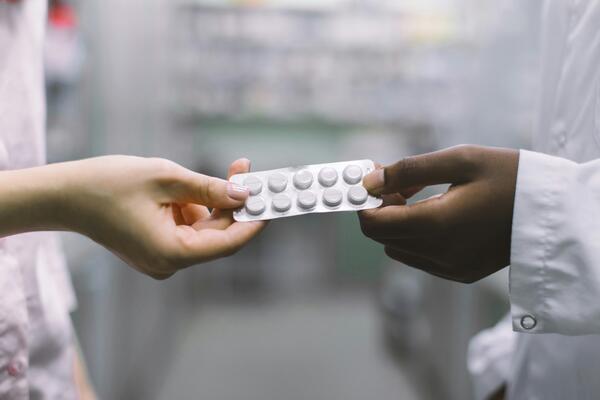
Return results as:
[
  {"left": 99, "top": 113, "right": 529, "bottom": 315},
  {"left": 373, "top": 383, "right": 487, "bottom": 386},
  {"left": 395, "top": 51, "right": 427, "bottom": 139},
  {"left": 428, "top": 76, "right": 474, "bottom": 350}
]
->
[{"left": 230, "top": 160, "right": 383, "bottom": 222}]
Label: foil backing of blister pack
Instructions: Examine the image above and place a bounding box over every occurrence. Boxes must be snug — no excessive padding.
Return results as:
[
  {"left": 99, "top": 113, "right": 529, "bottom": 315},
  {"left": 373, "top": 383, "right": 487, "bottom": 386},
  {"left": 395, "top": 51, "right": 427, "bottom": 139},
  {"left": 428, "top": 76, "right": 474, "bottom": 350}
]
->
[{"left": 230, "top": 159, "right": 383, "bottom": 222}]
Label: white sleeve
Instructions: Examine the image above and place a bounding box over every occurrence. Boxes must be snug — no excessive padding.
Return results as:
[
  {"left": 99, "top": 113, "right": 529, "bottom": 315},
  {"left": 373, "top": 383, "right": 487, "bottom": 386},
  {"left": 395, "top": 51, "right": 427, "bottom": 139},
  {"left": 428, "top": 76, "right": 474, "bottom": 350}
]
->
[
  {"left": 467, "top": 314, "right": 515, "bottom": 400},
  {"left": 510, "top": 149, "right": 600, "bottom": 334}
]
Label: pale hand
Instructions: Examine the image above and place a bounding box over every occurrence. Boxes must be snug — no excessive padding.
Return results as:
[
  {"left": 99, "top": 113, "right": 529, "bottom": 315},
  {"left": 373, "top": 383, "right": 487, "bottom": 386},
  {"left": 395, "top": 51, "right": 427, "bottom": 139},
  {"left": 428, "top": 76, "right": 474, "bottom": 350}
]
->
[{"left": 0, "top": 156, "right": 265, "bottom": 280}]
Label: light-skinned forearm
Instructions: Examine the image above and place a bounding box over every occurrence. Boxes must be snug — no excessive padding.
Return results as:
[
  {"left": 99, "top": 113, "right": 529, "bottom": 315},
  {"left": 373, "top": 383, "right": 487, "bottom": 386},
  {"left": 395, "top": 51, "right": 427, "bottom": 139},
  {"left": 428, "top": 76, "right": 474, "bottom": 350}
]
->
[{"left": 0, "top": 161, "right": 75, "bottom": 237}]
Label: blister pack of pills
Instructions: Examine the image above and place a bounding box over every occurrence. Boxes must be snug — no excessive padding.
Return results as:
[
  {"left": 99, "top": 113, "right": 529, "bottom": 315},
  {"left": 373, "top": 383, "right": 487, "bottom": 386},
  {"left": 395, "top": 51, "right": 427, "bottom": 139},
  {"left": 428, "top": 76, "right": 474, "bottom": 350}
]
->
[{"left": 230, "top": 160, "right": 383, "bottom": 222}]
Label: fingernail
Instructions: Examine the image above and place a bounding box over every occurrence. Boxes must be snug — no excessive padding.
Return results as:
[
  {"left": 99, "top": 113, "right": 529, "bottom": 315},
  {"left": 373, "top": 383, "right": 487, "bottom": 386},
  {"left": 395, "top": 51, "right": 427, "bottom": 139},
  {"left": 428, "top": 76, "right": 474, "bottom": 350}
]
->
[
  {"left": 227, "top": 183, "right": 249, "bottom": 200},
  {"left": 363, "top": 168, "right": 385, "bottom": 194}
]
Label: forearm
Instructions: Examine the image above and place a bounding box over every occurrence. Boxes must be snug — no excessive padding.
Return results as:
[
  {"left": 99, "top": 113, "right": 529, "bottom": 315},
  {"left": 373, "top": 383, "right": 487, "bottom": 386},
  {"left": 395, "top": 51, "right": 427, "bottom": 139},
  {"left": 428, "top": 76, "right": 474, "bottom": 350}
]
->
[{"left": 0, "top": 161, "right": 75, "bottom": 237}]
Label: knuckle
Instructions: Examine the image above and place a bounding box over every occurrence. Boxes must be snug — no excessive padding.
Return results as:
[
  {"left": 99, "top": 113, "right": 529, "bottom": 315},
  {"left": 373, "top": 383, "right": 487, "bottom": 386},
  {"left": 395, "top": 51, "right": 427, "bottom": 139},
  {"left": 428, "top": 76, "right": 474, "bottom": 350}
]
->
[
  {"left": 149, "top": 157, "right": 177, "bottom": 172},
  {"left": 450, "top": 145, "right": 483, "bottom": 172},
  {"left": 451, "top": 144, "right": 476, "bottom": 157},
  {"left": 206, "top": 177, "right": 220, "bottom": 202},
  {"left": 400, "top": 156, "right": 420, "bottom": 173},
  {"left": 149, "top": 158, "right": 184, "bottom": 182},
  {"left": 192, "top": 176, "right": 219, "bottom": 205},
  {"left": 388, "top": 157, "right": 418, "bottom": 183}
]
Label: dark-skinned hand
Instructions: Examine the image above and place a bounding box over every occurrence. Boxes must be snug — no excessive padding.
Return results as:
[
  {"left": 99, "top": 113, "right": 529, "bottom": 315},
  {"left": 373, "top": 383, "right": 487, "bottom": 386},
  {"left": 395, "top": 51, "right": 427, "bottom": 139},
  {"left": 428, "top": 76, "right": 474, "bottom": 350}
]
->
[{"left": 359, "top": 145, "right": 519, "bottom": 283}]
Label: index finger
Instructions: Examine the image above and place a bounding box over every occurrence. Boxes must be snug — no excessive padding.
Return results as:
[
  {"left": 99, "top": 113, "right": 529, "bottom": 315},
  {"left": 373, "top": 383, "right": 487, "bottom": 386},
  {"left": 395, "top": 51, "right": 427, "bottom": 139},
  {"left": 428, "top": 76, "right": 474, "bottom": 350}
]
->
[{"left": 364, "top": 145, "right": 482, "bottom": 195}]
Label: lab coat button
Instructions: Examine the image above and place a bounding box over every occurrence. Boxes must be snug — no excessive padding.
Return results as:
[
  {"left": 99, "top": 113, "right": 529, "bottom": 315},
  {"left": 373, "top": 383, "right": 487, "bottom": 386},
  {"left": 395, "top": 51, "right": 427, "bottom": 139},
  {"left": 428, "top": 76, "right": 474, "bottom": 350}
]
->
[
  {"left": 520, "top": 315, "right": 537, "bottom": 330},
  {"left": 6, "top": 360, "right": 24, "bottom": 378}
]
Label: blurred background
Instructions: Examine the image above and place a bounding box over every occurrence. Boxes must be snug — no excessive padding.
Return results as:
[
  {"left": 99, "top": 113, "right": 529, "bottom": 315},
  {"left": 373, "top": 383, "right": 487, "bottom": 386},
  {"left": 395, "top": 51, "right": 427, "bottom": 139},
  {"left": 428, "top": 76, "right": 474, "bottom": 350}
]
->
[{"left": 45, "top": 0, "right": 543, "bottom": 399}]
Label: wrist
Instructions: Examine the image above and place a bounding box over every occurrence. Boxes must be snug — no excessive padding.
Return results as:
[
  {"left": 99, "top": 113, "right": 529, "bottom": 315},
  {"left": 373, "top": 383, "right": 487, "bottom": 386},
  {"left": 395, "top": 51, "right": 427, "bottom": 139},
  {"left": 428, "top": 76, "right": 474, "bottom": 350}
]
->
[{"left": 43, "top": 159, "right": 97, "bottom": 234}]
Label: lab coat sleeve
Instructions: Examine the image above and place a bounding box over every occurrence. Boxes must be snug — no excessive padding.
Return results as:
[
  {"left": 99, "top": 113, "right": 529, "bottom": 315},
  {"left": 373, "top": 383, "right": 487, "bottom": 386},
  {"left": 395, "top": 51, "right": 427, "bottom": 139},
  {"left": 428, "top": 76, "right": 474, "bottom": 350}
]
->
[
  {"left": 467, "top": 314, "right": 515, "bottom": 400},
  {"left": 510, "top": 149, "right": 600, "bottom": 334}
]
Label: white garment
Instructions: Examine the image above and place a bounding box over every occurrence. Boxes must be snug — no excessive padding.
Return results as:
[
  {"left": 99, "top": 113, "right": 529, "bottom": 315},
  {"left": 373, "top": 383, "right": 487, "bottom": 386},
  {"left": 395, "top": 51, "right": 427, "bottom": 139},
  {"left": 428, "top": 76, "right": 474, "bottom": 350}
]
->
[
  {"left": 469, "top": 0, "right": 600, "bottom": 399},
  {"left": 0, "top": 1, "right": 77, "bottom": 399}
]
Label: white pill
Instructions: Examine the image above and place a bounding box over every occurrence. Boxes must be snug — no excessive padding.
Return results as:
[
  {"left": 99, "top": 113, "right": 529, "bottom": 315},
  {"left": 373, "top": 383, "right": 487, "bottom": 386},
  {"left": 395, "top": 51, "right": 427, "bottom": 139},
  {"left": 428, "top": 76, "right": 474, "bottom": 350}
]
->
[
  {"left": 297, "top": 190, "right": 317, "bottom": 210},
  {"left": 245, "top": 196, "right": 266, "bottom": 216},
  {"left": 293, "top": 170, "right": 314, "bottom": 190},
  {"left": 272, "top": 193, "right": 292, "bottom": 212},
  {"left": 348, "top": 186, "right": 368, "bottom": 205},
  {"left": 323, "top": 188, "right": 343, "bottom": 207},
  {"left": 318, "top": 167, "right": 338, "bottom": 187},
  {"left": 243, "top": 176, "right": 263, "bottom": 196},
  {"left": 268, "top": 172, "right": 288, "bottom": 193},
  {"left": 343, "top": 165, "right": 363, "bottom": 185}
]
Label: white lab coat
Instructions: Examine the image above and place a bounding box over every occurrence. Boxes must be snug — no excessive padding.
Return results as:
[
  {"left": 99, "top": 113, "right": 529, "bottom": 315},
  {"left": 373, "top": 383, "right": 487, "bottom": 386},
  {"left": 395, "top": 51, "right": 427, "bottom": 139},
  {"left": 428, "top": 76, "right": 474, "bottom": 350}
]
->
[{"left": 468, "top": 0, "right": 600, "bottom": 399}]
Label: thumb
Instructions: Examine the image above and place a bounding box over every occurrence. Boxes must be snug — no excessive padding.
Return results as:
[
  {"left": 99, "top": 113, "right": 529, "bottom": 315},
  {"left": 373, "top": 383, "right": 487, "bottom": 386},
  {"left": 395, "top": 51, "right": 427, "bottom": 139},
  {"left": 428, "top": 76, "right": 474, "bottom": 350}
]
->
[
  {"left": 172, "top": 169, "right": 250, "bottom": 209},
  {"left": 363, "top": 145, "right": 480, "bottom": 195}
]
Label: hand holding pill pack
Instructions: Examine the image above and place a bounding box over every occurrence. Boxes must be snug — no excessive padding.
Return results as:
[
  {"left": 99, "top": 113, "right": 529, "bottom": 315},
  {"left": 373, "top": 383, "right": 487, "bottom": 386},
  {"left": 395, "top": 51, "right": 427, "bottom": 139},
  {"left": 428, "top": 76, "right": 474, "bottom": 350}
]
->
[{"left": 230, "top": 160, "right": 383, "bottom": 222}]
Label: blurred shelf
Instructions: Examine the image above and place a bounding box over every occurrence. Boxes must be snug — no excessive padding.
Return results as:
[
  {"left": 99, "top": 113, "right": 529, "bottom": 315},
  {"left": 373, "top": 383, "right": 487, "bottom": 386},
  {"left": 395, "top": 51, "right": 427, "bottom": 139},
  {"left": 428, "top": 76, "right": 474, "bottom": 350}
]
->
[{"left": 166, "top": 2, "right": 466, "bottom": 124}]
